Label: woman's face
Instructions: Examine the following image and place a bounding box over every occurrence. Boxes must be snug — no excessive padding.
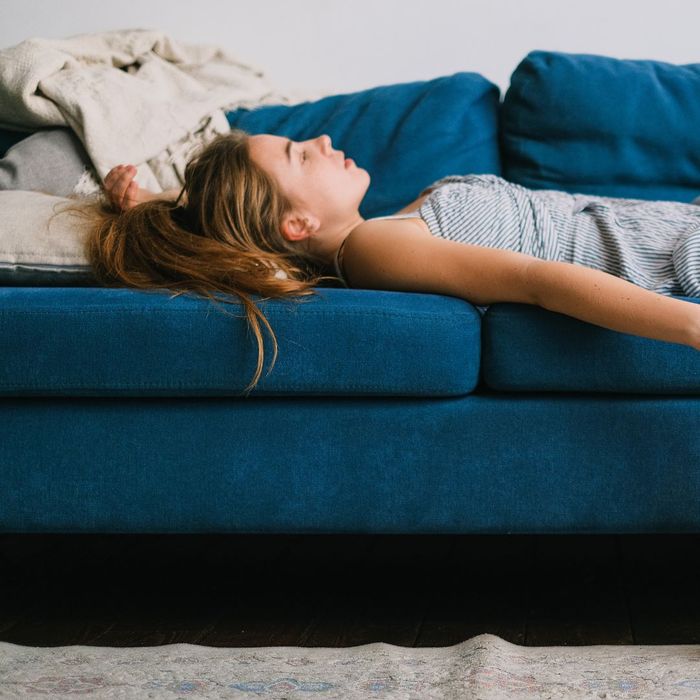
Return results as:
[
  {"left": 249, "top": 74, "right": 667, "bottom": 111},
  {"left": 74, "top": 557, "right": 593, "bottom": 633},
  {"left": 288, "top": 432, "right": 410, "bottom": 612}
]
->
[{"left": 247, "top": 133, "right": 370, "bottom": 237}]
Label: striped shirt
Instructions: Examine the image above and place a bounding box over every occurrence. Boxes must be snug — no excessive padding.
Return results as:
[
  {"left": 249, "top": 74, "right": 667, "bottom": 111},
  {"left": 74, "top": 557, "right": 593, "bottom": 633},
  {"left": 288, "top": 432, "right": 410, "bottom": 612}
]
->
[{"left": 333, "top": 173, "right": 700, "bottom": 299}]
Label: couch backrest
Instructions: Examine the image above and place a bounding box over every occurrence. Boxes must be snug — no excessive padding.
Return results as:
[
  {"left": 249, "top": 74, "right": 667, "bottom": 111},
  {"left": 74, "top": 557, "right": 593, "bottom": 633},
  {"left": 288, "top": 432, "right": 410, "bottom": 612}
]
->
[{"left": 500, "top": 49, "right": 700, "bottom": 203}]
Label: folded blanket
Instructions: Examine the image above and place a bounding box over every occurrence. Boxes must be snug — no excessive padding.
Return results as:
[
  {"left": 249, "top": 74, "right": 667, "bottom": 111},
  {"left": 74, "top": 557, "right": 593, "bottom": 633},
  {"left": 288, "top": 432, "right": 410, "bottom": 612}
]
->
[{"left": 0, "top": 28, "right": 325, "bottom": 194}]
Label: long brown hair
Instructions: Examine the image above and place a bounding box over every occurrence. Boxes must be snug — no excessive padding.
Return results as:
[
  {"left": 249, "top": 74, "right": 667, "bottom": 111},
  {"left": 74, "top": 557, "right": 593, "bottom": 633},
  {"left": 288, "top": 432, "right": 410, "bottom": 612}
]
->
[{"left": 57, "top": 129, "right": 345, "bottom": 397}]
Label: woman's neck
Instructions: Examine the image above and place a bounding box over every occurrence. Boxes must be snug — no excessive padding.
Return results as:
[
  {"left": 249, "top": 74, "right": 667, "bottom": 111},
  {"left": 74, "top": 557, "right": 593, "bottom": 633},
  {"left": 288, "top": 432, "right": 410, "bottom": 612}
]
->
[{"left": 313, "top": 213, "right": 365, "bottom": 266}]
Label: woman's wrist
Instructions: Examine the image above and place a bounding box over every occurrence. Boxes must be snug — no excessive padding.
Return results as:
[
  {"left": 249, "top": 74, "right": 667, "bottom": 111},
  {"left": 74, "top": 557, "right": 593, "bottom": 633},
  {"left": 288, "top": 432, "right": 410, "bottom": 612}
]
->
[
  {"left": 137, "top": 190, "right": 158, "bottom": 204},
  {"left": 151, "top": 187, "right": 181, "bottom": 202}
]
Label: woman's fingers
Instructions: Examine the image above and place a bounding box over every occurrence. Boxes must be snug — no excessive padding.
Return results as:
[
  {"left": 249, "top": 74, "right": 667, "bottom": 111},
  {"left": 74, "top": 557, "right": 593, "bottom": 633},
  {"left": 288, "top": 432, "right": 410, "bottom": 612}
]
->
[
  {"left": 123, "top": 181, "right": 138, "bottom": 209},
  {"left": 105, "top": 164, "right": 133, "bottom": 187},
  {"left": 105, "top": 166, "right": 132, "bottom": 200},
  {"left": 105, "top": 164, "right": 138, "bottom": 210}
]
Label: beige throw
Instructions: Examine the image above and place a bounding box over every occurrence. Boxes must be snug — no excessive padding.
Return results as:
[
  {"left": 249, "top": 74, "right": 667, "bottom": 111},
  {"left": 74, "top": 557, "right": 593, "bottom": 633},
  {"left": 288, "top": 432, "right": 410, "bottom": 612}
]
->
[{"left": 0, "top": 28, "right": 326, "bottom": 194}]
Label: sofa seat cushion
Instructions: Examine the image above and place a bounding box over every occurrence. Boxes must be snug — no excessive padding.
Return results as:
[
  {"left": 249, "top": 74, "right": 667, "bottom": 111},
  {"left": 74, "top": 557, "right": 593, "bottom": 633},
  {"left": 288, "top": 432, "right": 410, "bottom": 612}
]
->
[
  {"left": 481, "top": 300, "right": 700, "bottom": 394},
  {"left": 0, "top": 286, "right": 481, "bottom": 397},
  {"left": 501, "top": 50, "right": 700, "bottom": 203}
]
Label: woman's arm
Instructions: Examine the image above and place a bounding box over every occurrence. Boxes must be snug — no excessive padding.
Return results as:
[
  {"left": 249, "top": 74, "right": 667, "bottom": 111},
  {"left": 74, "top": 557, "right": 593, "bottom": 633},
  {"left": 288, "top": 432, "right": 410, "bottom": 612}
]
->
[
  {"left": 343, "top": 221, "right": 700, "bottom": 351},
  {"left": 530, "top": 259, "right": 700, "bottom": 350}
]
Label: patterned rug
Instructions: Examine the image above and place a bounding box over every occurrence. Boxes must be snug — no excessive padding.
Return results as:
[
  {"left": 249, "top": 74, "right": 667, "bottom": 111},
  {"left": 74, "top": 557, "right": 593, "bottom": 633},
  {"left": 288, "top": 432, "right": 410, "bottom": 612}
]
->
[{"left": 1, "top": 632, "right": 700, "bottom": 699}]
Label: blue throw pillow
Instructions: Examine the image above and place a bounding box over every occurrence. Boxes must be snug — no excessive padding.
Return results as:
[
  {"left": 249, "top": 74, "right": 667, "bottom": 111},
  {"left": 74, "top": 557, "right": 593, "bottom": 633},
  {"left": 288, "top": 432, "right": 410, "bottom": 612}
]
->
[
  {"left": 501, "top": 50, "right": 700, "bottom": 203},
  {"left": 226, "top": 73, "right": 501, "bottom": 219}
]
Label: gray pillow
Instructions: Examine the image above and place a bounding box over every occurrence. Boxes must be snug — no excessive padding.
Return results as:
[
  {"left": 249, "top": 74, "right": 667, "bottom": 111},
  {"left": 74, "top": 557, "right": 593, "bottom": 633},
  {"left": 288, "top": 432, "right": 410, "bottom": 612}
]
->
[
  {"left": 0, "top": 128, "right": 93, "bottom": 197},
  {"left": 0, "top": 190, "right": 97, "bottom": 285}
]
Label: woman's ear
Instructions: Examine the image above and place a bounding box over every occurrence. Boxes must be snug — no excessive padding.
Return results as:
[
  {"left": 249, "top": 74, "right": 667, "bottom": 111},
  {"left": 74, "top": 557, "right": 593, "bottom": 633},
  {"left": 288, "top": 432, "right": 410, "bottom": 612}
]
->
[{"left": 280, "top": 211, "right": 320, "bottom": 242}]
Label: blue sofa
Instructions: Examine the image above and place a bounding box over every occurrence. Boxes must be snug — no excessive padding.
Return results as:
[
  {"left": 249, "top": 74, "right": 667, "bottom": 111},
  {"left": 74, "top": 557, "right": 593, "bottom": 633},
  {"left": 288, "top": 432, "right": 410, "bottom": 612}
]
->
[{"left": 1, "top": 50, "right": 699, "bottom": 534}]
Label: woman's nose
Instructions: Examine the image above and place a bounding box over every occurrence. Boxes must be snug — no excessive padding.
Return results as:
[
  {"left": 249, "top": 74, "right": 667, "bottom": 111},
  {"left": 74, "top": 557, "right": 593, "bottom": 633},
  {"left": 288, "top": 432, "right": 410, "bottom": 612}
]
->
[{"left": 318, "top": 134, "right": 332, "bottom": 154}]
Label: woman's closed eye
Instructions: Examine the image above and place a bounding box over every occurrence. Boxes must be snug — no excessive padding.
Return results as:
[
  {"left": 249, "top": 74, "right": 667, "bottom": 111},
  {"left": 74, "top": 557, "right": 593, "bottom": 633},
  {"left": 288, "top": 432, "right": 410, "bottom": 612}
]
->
[{"left": 302, "top": 151, "right": 307, "bottom": 163}]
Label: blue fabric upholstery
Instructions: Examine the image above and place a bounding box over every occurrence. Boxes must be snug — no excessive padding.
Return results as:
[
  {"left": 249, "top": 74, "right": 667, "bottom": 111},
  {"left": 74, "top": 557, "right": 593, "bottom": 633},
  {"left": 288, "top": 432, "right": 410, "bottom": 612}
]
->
[
  {"left": 501, "top": 50, "right": 700, "bottom": 203},
  {"left": 1, "top": 54, "right": 699, "bottom": 535},
  {"left": 0, "top": 287, "right": 480, "bottom": 397},
  {"left": 1, "top": 394, "right": 698, "bottom": 533},
  {"left": 482, "top": 299, "right": 700, "bottom": 394},
  {"left": 1, "top": 286, "right": 697, "bottom": 398},
  {"left": 225, "top": 73, "right": 501, "bottom": 218}
]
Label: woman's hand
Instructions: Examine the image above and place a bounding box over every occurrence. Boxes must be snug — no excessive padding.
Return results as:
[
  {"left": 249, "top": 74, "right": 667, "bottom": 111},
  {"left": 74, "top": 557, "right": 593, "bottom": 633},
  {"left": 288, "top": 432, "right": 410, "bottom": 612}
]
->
[{"left": 103, "top": 164, "right": 155, "bottom": 211}]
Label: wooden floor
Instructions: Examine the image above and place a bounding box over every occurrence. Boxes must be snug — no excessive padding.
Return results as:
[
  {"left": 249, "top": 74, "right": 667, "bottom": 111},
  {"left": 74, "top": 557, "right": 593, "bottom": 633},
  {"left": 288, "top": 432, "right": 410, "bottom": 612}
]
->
[{"left": 0, "top": 533, "right": 699, "bottom": 648}]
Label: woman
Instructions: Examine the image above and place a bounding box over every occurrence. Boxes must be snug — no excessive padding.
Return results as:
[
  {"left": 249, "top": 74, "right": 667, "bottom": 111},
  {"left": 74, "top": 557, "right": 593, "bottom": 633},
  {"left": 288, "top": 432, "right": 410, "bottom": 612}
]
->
[{"left": 43, "top": 129, "right": 700, "bottom": 393}]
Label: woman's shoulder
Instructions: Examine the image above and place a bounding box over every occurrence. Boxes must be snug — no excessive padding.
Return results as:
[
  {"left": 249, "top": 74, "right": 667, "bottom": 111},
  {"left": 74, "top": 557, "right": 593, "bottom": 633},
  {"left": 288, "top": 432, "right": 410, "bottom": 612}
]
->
[
  {"left": 338, "top": 216, "right": 437, "bottom": 288},
  {"left": 350, "top": 215, "right": 433, "bottom": 241}
]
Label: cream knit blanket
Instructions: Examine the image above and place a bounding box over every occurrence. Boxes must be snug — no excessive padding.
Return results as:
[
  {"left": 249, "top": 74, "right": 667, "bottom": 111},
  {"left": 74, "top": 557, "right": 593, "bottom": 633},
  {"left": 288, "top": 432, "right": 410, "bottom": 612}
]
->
[{"left": 0, "top": 28, "right": 326, "bottom": 195}]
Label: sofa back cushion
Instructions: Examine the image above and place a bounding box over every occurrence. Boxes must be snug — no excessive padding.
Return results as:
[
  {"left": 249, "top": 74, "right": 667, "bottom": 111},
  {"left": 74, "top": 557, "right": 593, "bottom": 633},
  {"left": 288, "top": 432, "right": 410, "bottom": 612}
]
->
[
  {"left": 226, "top": 72, "right": 501, "bottom": 219},
  {"left": 501, "top": 50, "right": 700, "bottom": 203}
]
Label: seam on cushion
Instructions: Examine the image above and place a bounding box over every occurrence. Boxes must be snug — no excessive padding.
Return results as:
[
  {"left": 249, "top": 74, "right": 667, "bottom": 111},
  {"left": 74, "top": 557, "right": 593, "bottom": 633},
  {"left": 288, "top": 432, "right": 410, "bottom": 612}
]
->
[
  {"left": 0, "top": 253, "right": 87, "bottom": 259},
  {"left": 0, "top": 381, "right": 470, "bottom": 391},
  {"left": 0, "top": 309, "right": 476, "bottom": 320}
]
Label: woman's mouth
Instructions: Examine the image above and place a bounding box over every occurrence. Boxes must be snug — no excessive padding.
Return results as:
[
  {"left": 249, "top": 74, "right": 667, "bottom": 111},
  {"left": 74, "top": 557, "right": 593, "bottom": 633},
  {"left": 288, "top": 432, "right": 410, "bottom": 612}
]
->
[{"left": 345, "top": 158, "right": 354, "bottom": 168}]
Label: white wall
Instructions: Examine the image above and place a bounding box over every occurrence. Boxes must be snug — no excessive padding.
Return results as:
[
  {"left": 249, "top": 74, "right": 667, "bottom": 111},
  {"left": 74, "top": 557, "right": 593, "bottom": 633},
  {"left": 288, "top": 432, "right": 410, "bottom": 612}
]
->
[{"left": 2, "top": 0, "right": 699, "bottom": 98}]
